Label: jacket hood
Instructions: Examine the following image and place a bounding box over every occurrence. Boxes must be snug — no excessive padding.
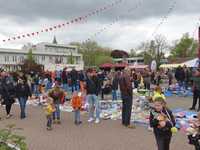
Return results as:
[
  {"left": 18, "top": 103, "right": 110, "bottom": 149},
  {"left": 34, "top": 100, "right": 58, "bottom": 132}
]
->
[{"left": 114, "top": 77, "right": 119, "bottom": 81}]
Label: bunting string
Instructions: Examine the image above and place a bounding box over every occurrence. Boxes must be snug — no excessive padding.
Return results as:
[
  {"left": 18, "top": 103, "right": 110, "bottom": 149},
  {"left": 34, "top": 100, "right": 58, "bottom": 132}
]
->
[
  {"left": 2, "top": 0, "right": 123, "bottom": 43},
  {"left": 79, "top": 0, "right": 145, "bottom": 49}
]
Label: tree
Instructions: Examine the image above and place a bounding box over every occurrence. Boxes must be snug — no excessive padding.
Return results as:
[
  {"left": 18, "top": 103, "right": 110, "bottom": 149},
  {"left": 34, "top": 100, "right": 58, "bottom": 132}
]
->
[
  {"left": 69, "top": 41, "right": 113, "bottom": 66},
  {"left": 154, "top": 34, "right": 168, "bottom": 62},
  {"left": 169, "top": 32, "right": 198, "bottom": 58},
  {"left": 94, "top": 56, "right": 116, "bottom": 67},
  {"left": 18, "top": 59, "right": 42, "bottom": 74},
  {"left": 110, "top": 50, "right": 129, "bottom": 58},
  {"left": 27, "top": 49, "right": 36, "bottom": 61},
  {"left": 66, "top": 52, "right": 75, "bottom": 64},
  {"left": 18, "top": 49, "right": 42, "bottom": 74}
]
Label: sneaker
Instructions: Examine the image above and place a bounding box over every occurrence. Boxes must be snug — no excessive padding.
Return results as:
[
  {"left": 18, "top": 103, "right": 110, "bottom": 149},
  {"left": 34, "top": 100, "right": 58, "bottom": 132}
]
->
[
  {"left": 47, "top": 128, "right": 53, "bottom": 130},
  {"left": 95, "top": 118, "right": 99, "bottom": 124},
  {"left": 52, "top": 119, "right": 55, "bottom": 124},
  {"left": 148, "top": 126, "right": 154, "bottom": 131},
  {"left": 78, "top": 122, "right": 82, "bottom": 125},
  {"left": 88, "top": 117, "right": 94, "bottom": 123},
  {"left": 75, "top": 121, "right": 77, "bottom": 125}
]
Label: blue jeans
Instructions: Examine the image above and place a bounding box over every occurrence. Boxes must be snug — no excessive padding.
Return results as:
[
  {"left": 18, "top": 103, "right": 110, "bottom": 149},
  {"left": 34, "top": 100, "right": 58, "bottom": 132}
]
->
[
  {"left": 133, "top": 79, "right": 138, "bottom": 88},
  {"left": 19, "top": 97, "right": 27, "bottom": 117},
  {"left": 74, "top": 109, "right": 81, "bottom": 122},
  {"left": 52, "top": 102, "right": 60, "bottom": 119},
  {"left": 34, "top": 84, "right": 39, "bottom": 96},
  {"left": 88, "top": 94, "right": 100, "bottom": 119},
  {"left": 112, "top": 90, "right": 117, "bottom": 101},
  {"left": 178, "top": 80, "right": 186, "bottom": 92},
  {"left": 169, "top": 78, "right": 172, "bottom": 86}
]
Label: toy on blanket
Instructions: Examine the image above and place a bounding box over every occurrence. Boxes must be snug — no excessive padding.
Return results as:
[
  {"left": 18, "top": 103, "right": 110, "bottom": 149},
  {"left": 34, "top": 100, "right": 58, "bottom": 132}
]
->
[{"left": 157, "top": 114, "right": 169, "bottom": 130}]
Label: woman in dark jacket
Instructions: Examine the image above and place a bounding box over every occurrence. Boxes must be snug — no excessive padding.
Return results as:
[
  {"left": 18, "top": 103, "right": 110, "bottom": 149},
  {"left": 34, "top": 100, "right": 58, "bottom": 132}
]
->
[
  {"left": 1, "top": 78, "right": 15, "bottom": 119},
  {"left": 189, "top": 69, "right": 200, "bottom": 111},
  {"left": 112, "top": 74, "right": 118, "bottom": 101},
  {"left": 14, "top": 77, "right": 32, "bottom": 119}
]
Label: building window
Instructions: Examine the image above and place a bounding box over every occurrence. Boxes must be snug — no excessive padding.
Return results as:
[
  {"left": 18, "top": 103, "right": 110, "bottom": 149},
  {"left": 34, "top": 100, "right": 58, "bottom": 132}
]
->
[
  {"left": 13, "top": 54, "right": 17, "bottom": 62},
  {"left": 60, "top": 56, "right": 63, "bottom": 63},
  {"left": 5, "top": 53, "right": 9, "bottom": 62},
  {"left": 49, "top": 56, "right": 53, "bottom": 62},
  {"left": 50, "top": 47, "right": 53, "bottom": 52},
  {"left": 45, "top": 46, "right": 48, "bottom": 52},
  {"left": 55, "top": 48, "right": 58, "bottom": 52},
  {"left": 42, "top": 56, "right": 45, "bottom": 62},
  {"left": 35, "top": 55, "right": 39, "bottom": 62}
]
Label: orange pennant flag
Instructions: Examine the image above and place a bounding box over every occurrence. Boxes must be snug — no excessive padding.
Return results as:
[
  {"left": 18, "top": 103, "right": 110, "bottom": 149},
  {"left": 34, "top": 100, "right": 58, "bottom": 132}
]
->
[
  {"left": 8, "top": 39, "right": 10, "bottom": 41},
  {"left": 41, "top": 30, "right": 43, "bottom": 32},
  {"left": 100, "top": 9, "right": 102, "bottom": 11},
  {"left": 54, "top": 26, "right": 57, "bottom": 29},
  {"left": 89, "top": 14, "right": 91, "bottom": 16},
  {"left": 23, "top": 35, "right": 25, "bottom": 38},
  {"left": 116, "top": 2, "right": 117, "bottom": 4},
  {"left": 93, "top": 12, "right": 95, "bottom": 14},
  {"left": 62, "top": 23, "right": 65, "bottom": 26},
  {"left": 108, "top": 5, "right": 110, "bottom": 7},
  {"left": 75, "top": 19, "right": 78, "bottom": 22},
  {"left": 79, "top": 17, "right": 82, "bottom": 20},
  {"left": 96, "top": 10, "right": 99, "bottom": 13},
  {"left": 67, "top": 22, "right": 69, "bottom": 25},
  {"left": 18, "top": 36, "right": 20, "bottom": 39},
  {"left": 58, "top": 25, "right": 61, "bottom": 28},
  {"left": 119, "top": 0, "right": 121, "bottom": 2},
  {"left": 27, "top": 34, "right": 30, "bottom": 36},
  {"left": 3, "top": 40, "right": 5, "bottom": 42},
  {"left": 104, "top": 7, "right": 106, "bottom": 9},
  {"left": 71, "top": 20, "right": 73, "bottom": 23},
  {"left": 50, "top": 28, "right": 52, "bottom": 30},
  {"left": 46, "top": 29, "right": 48, "bottom": 32},
  {"left": 32, "top": 33, "right": 34, "bottom": 36},
  {"left": 112, "top": 3, "right": 114, "bottom": 5},
  {"left": 36, "top": 32, "right": 39, "bottom": 34},
  {"left": 85, "top": 15, "right": 87, "bottom": 17},
  {"left": 13, "top": 37, "right": 16, "bottom": 40}
]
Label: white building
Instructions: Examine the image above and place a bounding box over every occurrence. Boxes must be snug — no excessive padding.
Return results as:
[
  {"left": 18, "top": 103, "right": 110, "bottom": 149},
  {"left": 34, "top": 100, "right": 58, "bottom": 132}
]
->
[
  {"left": 114, "top": 57, "right": 144, "bottom": 66},
  {"left": 0, "top": 37, "right": 84, "bottom": 71}
]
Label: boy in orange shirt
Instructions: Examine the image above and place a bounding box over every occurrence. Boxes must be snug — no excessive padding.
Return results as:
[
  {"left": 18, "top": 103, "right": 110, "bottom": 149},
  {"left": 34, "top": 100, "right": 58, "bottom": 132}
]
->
[{"left": 72, "top": 91, "right": 82, "bottom": 125}]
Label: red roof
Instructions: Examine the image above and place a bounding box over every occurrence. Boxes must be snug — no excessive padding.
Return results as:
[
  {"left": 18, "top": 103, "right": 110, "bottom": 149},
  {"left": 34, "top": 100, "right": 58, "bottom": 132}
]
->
[
  {"left": 115, "top": 62, "right": 129, "bottom": 67},
  {"left": 100, "top": 62, "right": 115, "bottom": 68}
]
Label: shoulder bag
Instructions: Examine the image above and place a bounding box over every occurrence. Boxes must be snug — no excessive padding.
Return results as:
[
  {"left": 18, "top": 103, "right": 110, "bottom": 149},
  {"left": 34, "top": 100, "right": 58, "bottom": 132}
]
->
[{"left": 5, "top": 85, "right": 15, "bottom": 100}]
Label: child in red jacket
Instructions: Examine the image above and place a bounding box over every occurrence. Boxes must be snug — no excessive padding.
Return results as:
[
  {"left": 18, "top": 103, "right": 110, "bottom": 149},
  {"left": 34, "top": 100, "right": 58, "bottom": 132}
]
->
[{"left": 72, "top": 91, "right": 82, "bottom": 125}]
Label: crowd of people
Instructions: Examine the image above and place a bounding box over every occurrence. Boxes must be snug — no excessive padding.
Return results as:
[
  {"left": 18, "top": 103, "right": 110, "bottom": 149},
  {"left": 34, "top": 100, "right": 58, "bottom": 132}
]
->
[{"left": 1, "top": 65, "right": 200, "bottom": 150}]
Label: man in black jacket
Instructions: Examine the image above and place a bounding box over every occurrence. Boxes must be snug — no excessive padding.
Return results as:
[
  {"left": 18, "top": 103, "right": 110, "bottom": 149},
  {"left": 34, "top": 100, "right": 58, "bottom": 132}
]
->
[
  {"left": 12, "top": 70, "right": 18, "bottom": 83},
  {"left": 86, "top": 68, "right": 101, "bottom": 124},
  {"left": 175, "top": 65, "right": 186, "bottom": 93},
  {"left": 69, "top": 66, "right": 78, "bottom": 93},
  {"left": 62, "top": 68, "right": 68, "bottom": 84}
]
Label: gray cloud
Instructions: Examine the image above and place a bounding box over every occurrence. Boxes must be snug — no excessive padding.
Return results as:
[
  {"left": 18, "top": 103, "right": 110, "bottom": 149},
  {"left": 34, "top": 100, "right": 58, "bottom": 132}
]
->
[{"left": 0, "top": 0, "right": 199, "bottom": 54}]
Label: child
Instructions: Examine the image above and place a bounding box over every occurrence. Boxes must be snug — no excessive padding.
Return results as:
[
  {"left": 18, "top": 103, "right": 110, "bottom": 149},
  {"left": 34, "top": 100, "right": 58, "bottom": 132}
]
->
[
  {"left": 150, "top": 97, "right": 175, "bottom": 150},
  {"left": 153, "top": 86, "right": 166, "bottom": 101},
  {"left": 46, "top": 97, "right": 56, "bottom": 130},
  {"left": 72, "top": 91, "right": 82, "bottom": 125},
  {"left": 33, "top": 74, "right": 39, "bottom": 98}
]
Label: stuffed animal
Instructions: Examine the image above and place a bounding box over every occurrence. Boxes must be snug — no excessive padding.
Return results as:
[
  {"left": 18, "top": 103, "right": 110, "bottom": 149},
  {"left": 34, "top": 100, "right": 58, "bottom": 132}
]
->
[
  {"left": 157, "top": 114, "right": 169, "bottom": 130},
  {"left": 186, "top": 127, "right": 199, "bottom": 137}
]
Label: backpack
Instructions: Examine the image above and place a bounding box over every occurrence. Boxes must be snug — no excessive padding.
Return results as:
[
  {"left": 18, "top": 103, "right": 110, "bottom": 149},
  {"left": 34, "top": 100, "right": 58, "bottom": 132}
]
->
[{"left": 83, "top": 73, "right": 87, "bottom": 80}]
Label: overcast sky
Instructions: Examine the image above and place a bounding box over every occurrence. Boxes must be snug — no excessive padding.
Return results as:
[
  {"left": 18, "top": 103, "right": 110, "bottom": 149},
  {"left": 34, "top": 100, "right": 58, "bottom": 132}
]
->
[{"left": 0, "top": 0, "right": 199, "bottom": 55}]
